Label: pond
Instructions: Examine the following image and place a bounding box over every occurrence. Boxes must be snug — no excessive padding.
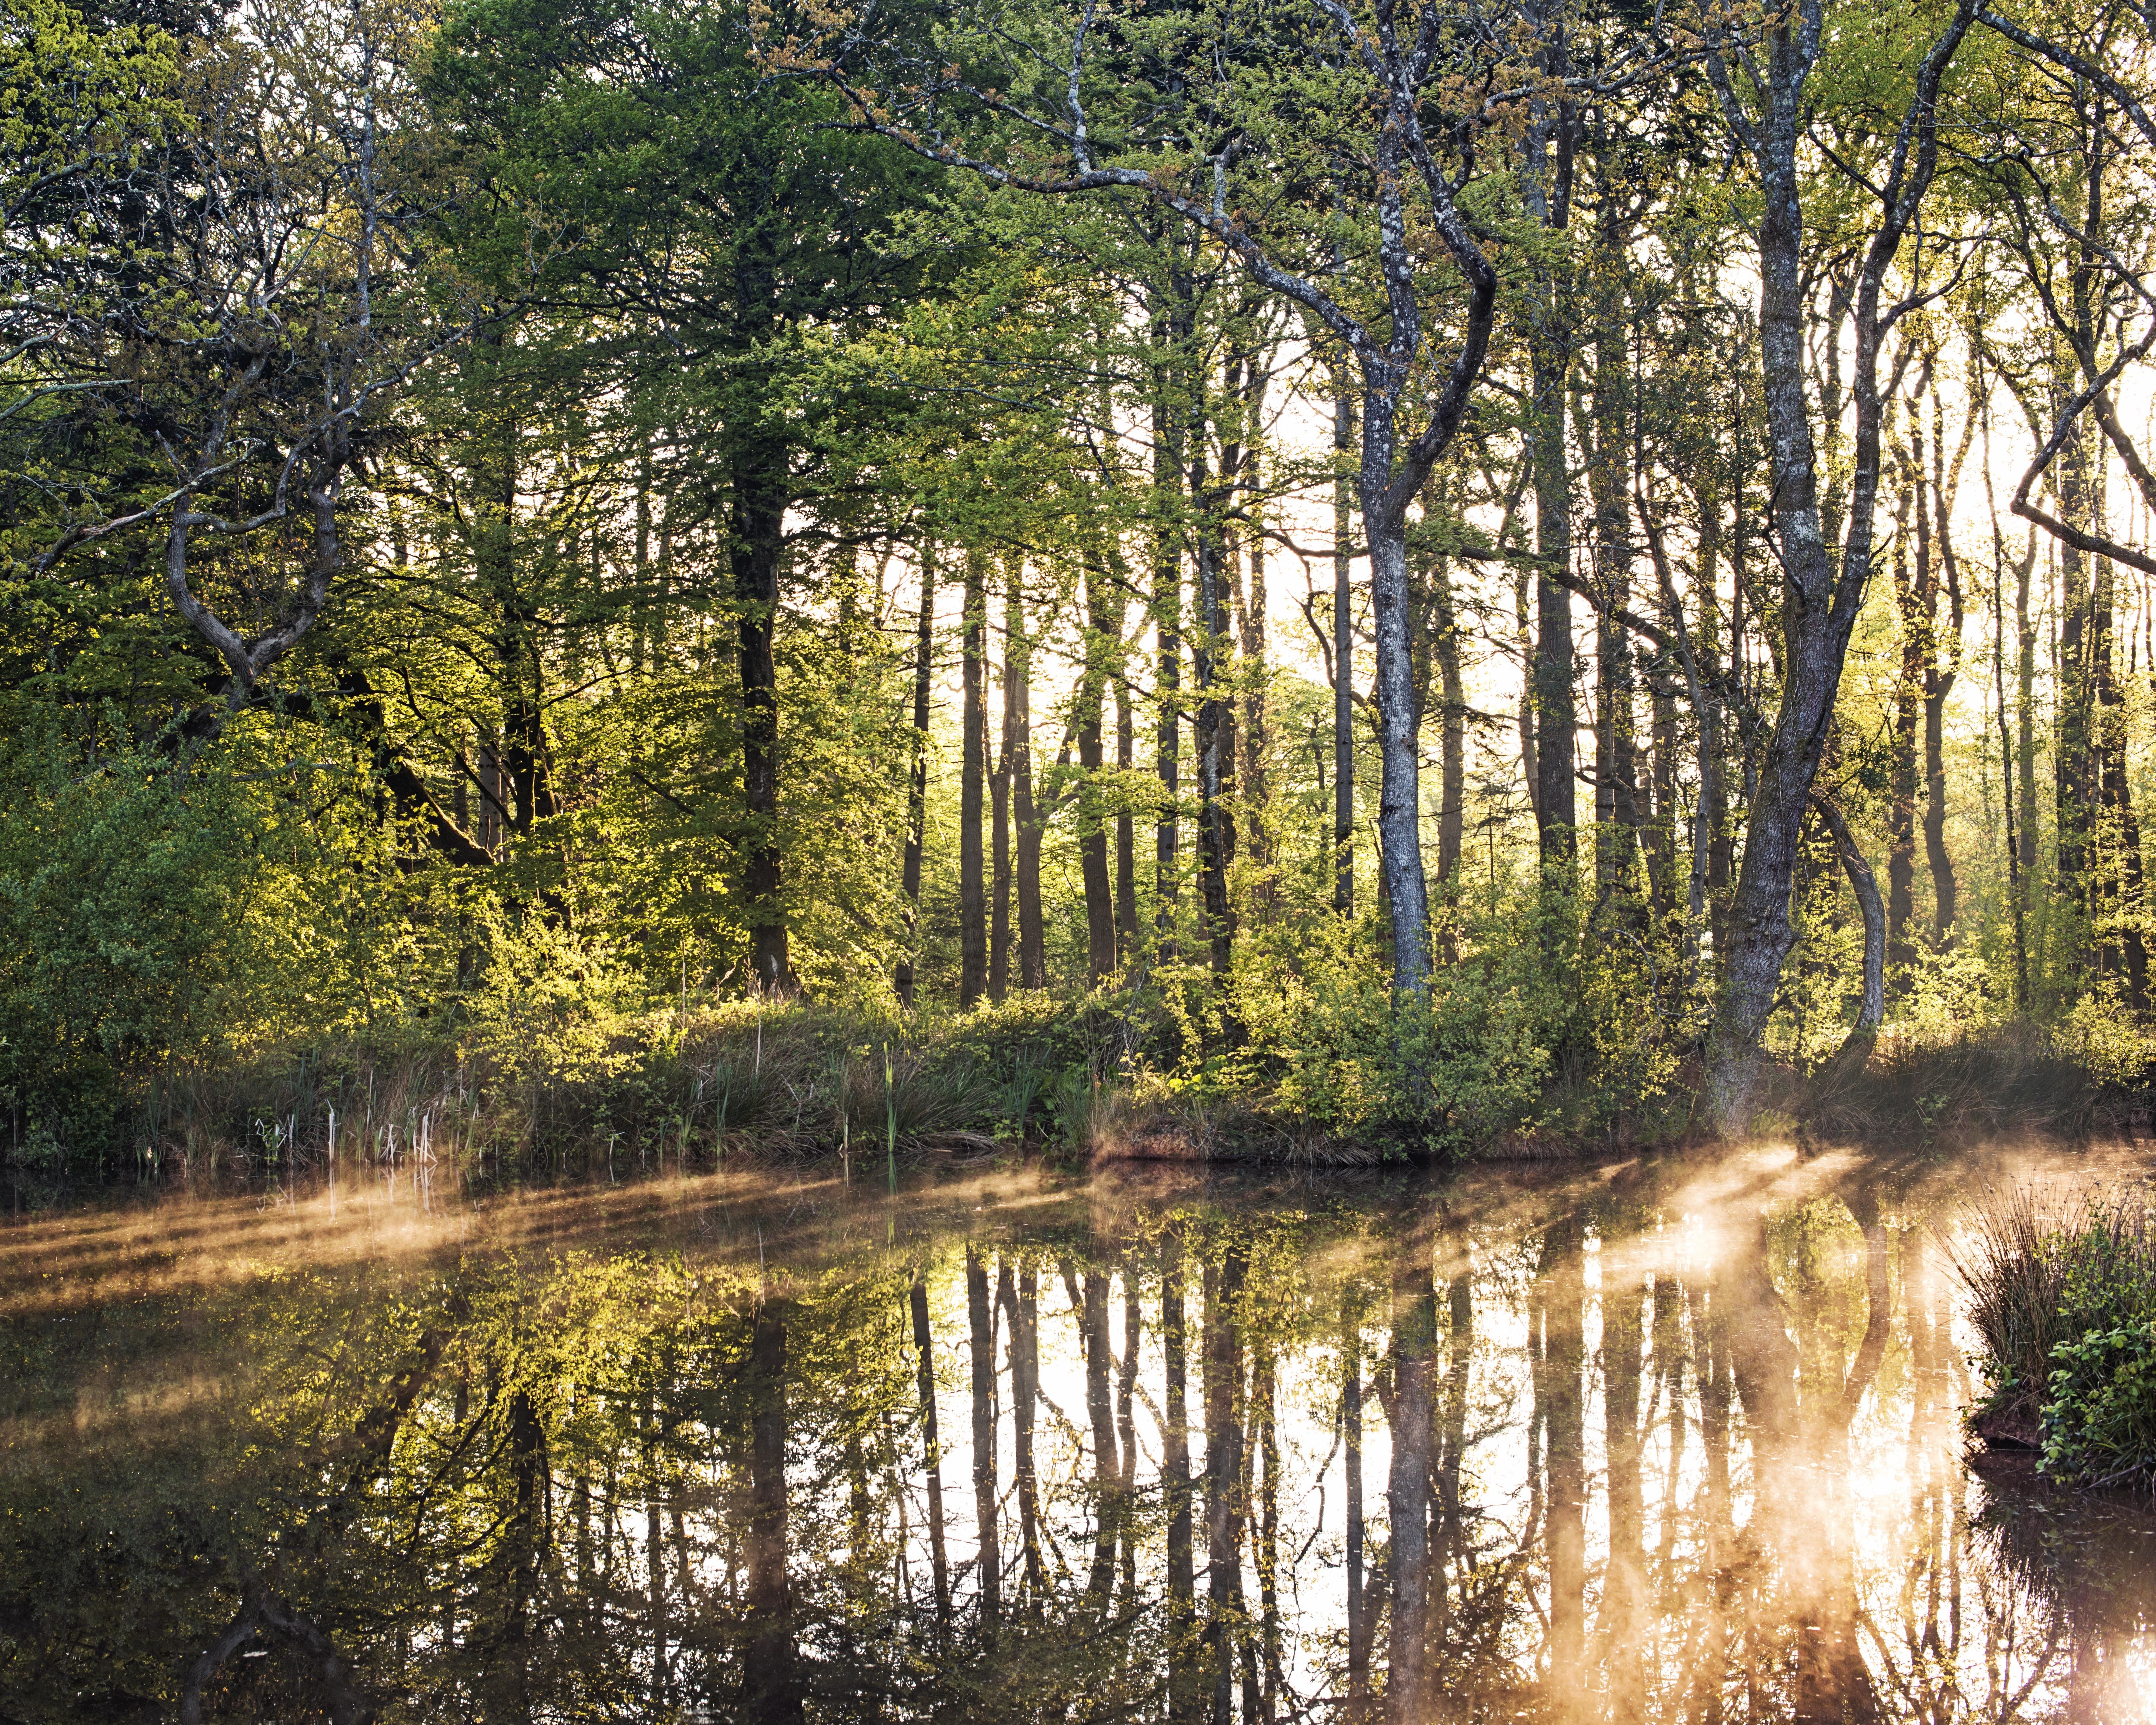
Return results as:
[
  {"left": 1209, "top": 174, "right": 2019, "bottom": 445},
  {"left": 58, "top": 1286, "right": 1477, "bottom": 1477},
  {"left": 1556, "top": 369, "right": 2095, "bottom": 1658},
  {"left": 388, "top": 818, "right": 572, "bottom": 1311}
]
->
[{"left": 2, "top": 1141, "right": 2152, "bottom": 1723}]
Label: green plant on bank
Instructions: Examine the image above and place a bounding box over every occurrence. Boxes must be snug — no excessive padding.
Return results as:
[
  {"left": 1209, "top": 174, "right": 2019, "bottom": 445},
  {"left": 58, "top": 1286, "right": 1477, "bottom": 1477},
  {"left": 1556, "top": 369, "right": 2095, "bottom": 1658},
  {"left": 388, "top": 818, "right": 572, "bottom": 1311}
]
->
[
  {"left": 2040, "top": 1321, "right": 2156, "bottom": 1490},
  {"left": 1957, "top": 1186, "right": 2156, "bottom": 1490}
]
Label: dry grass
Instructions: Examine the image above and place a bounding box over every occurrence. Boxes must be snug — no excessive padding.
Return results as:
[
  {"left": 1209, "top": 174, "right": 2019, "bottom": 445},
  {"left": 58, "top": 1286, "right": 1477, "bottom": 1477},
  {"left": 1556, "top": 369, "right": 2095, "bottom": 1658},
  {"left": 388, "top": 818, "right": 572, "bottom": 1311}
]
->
[
  {"left": 1804, "top": 1024, "right": 2132, "bottom": 1145},
  {"left": 113, "top": 1002, "right": 1083, "bottom": 1186}
]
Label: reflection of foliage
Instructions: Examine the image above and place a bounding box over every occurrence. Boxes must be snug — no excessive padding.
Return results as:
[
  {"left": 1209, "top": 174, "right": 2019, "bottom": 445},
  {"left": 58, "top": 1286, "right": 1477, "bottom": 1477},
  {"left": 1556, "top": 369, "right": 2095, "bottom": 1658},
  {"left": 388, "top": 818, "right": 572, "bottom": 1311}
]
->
[{"left": 3, "top": 1158, "right": 2144, "bottom": 1720}]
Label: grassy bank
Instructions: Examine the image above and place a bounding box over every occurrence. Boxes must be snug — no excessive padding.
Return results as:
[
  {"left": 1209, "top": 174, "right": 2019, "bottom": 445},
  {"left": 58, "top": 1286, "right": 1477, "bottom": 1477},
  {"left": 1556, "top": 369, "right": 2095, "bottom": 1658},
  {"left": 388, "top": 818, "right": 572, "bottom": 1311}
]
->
[
  {"left": 1958, "top": 1187, "right": 2156, "bottom": 1492},
  {"left": 8, "top": 982, "right": 2150, "bottom": 1192}
]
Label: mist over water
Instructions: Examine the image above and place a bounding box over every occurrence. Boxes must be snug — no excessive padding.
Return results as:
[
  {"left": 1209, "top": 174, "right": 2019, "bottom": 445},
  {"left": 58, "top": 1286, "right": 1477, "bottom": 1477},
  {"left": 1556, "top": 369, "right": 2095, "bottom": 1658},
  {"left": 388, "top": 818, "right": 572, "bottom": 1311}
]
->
[{"left": 1, "top": 1142, "right": 2151, "bottom": 1722}]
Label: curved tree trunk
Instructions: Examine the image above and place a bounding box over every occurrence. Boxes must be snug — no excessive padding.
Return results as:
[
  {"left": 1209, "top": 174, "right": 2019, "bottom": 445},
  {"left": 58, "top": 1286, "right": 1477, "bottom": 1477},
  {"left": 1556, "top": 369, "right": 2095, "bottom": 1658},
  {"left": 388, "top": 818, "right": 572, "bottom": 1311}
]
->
[{"left": 1813, "top": 793, "right": 1886, "bottom": 1086}]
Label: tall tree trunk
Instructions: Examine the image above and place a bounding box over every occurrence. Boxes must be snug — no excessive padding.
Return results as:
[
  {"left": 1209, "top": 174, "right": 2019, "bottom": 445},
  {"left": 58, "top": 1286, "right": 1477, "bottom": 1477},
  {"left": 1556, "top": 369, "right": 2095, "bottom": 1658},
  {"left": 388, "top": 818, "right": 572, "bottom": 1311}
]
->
[
  {"left": 2095, "top": 538, "right": 2151, "bottom": 1003},
  {"left": 895, "top": 550, "right": 936, "bottom": 1006},
  {"left": 1701, "top": 0, "right": 1974, "bottom": 1127},
  {"left": 1334, "top": 385, "right": 1356, "bottom": 915},
  {"left": 1524, "top": 45, "right": 1578, "bottom": 877},
  {"left": 1921, "top": 390, "right": 1963, "bottom": 947},
  {"left": 1115, "top": 664, "right": 1140, "bottom": 959},
  {"left": 1888, "top": 467, "right": 1920, "bottom": 982},
  {"left": 2017, "top": 517, "right": 2040, "bottom": 973},
  {"left": 1153, "top": 301, "right": 1189, "bottom": 957},
  {"left": 1649, "top": 677, "right": 1677, "bottom": 920},
  {"left": 1080, "top": 560, "right": 1120, "bottom": 982},
  {"left": 1434, "top": 555, "right": 1465, "bottom": 891},
  {"left": 1816, "top": 792, "right": 1886, "bottom": 1081},
  {"left": 1238, "top": 446, "right": 1271, "bottom": 885},
  {"left": 960, "top": 548, "right": 989, "bottom": 1006},
  {"left": 732, "top": 437, "right": 793, "bottom": 993},
  {"left": 1588, "top": 286, "right": 1639, "bottom": 905},
  {"left": 1008, "top": 569, "right": 1046, "bottom": 990},
  {"left": 1532, "top": 345, "right": 1577, "bottom": 868},
  {"left": 1192, "top": 406, "right": 1237, "bottom": 981},
  {"left": 992, "top": 597, "right": 1014, "bottom": 1002}
]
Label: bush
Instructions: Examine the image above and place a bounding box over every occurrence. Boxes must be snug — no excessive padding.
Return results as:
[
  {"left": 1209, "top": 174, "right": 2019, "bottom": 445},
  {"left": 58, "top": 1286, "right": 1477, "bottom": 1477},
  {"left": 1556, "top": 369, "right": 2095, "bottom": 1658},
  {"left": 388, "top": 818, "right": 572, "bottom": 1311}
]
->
[{"left": 2041, "top": 1321, "right": 2156, "bottom": 1490}]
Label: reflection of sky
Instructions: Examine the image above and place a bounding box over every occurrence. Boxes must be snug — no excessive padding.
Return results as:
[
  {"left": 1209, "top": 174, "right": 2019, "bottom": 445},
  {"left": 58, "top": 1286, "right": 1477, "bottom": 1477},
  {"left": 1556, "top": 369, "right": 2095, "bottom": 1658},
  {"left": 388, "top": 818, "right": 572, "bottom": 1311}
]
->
[{"left": 5, "top": 1138, "right": 2154, "bottom": 1719}]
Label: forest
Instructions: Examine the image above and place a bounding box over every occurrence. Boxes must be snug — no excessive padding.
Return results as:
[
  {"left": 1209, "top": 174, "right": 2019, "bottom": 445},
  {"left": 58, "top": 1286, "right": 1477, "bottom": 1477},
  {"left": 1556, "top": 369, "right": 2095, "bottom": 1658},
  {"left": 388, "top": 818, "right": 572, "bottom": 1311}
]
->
[{"left": 6, "top": 0, "right": 2156, "bottom": 1174}]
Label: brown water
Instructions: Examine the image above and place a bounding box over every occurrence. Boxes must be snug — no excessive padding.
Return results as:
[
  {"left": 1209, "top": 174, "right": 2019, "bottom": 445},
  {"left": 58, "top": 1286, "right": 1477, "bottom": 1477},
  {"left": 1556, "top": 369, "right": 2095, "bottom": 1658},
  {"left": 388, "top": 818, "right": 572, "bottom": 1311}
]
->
[{"left": 2, "top": 1140, "right": 2153, "bottom": 1723}]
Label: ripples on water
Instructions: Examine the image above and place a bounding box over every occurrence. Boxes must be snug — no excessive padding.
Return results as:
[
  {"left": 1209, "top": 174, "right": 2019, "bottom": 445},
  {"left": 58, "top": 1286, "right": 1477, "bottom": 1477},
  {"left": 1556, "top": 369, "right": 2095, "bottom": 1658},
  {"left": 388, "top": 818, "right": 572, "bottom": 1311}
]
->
[{"left": 0, "top": 1142, "right": 2151, "bottom": 1722}]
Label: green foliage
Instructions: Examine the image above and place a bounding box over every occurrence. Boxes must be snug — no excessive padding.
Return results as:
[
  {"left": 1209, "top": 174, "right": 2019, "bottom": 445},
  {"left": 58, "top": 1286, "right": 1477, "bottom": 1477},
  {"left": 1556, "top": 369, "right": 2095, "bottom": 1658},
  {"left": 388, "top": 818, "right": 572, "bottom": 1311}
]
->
[
  {"left": 0, "top": 735, "right": 254, "bottom": 1139},
  {"left": 2041, "top": 1321, "right": 2156, "bottom": 1490}
]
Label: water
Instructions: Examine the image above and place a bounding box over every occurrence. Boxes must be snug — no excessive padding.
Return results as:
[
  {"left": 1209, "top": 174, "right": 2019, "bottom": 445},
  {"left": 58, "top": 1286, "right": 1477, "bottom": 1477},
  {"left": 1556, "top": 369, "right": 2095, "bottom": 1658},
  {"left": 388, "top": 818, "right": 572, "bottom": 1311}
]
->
[{"left": 2, "top": 1141, "right": 2152, "bottom": 1722}]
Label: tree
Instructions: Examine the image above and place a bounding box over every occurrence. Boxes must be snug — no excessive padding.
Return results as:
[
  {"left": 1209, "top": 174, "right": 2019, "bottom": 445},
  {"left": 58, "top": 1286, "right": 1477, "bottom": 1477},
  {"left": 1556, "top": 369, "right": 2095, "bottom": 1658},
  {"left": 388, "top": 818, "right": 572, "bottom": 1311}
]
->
[
  {"left": 785, "top": 0, "right": 1530, "bottom": 999},
  {"left": 1699, "top": 0, "right": 1979, "bottom": 1128}
]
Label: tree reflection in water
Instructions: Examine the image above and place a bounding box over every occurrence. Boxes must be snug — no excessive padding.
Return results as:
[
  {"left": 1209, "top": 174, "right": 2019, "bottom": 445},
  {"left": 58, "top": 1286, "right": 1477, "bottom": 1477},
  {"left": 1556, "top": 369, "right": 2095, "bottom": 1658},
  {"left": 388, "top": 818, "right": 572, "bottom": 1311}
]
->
[{"left": 0, "top": 1146, "right": 2151, "bottom": 1722}]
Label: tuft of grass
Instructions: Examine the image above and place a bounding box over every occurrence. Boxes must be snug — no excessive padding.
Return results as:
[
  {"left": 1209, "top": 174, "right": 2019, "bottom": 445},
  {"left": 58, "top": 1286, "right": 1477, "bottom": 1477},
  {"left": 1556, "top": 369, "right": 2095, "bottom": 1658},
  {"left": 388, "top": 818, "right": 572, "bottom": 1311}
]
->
[{"left": 1951, "top": 1184, "right": 2156, "bottom": 1487}]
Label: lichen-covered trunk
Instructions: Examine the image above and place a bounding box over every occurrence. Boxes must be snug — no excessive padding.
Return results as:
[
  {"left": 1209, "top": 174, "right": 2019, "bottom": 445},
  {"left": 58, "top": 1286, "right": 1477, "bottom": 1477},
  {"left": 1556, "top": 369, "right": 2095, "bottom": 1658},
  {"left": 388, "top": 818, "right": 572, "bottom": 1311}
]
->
[{"left": 1361, "top": 483, "right": 1429, "bottom": 994}]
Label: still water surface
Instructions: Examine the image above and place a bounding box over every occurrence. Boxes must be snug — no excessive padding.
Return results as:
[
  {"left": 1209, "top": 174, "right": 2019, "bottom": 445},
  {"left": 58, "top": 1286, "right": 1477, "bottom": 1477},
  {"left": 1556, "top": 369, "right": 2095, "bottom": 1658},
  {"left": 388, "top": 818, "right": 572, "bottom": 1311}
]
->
[{"left": 2, "top": 1141, "right": 2153, "bottom": 1722}]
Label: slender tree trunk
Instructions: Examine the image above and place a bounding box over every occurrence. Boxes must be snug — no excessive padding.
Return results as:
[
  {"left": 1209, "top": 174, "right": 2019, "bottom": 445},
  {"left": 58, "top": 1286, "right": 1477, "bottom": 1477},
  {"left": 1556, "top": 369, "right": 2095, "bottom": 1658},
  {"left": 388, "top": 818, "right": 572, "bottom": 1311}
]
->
[
  {"left": 2095, "top": 540, "right": 2151, "bottom": 1003},
  {"left": 1008, "top": 570, "right": 1045, "bottom": 991},
  {"left": 1888, "top": 470, "right": 1920, "bottom": 982},
  {"left": 1239, "top": 451, "right": 1271, "bottom": 884},
  {"left": 1116, "top": 666, "right": 1139, "bottom": 958},
  {"left": 1080, "top": 561, "right": 1120, "bottom": 982},
  {"left": 1921, "top": 401, "right": 1962, "bottom": 947},
  {"left": 1532, "top": 344, "right": 1577, "bottom": 867},
  {"left": 732, "top": 439, "right": 793, "bottom": 992},
  {"left": 960, "top": 549, "right": 989, "bottom": 1006},
  {"left": 1816, "top": 793, "right": 1886, "bottom": 1078},
  {"left": 1435, "top": 556, "right": 1465, "bottom": 891},
  {"left": 1334, "top": 386, "right": 1356, "bottom": 915},
  {"left": 1192, "top": 414, "right": 1237, "bottom": 980},
  {"left": 1154, "top": 307, "right": 1188, "bottom": 956},
  {"left": 1588, "top": 267, "right": 1639, "bottom": 905},
  {"left": 992, "top": 606, "right": 1014, "bottom": 1002},
  {"left": 2017, "top": 523, "right": 2040, "bottom": 965},
  {"left": 895, "top": 550, "right": 936, "bottom": 1006},
  {"left": 1650, "top": 678, "right": 1677, "bottom": 920}
]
